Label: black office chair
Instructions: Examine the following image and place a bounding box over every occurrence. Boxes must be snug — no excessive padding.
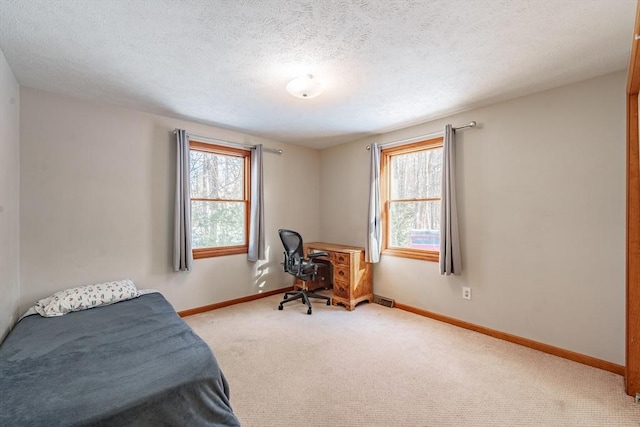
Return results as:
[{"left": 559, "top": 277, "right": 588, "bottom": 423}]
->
[{"left": 277, "top": 229, "right": 332, "bottom": 315}]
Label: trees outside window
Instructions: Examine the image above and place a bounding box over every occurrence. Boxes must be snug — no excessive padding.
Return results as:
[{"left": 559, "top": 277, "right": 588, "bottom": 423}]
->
[
  {"left": 189, "top": 141, "right": 251, "bottom": 258},
  {"left": 381, "top": 137, "right": 443, "bottom": 262}
]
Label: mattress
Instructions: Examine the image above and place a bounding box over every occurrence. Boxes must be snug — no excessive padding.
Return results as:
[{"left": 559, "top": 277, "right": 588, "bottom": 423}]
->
[{"left": 0, "top": 292, "right": 240, "bottom": 426}]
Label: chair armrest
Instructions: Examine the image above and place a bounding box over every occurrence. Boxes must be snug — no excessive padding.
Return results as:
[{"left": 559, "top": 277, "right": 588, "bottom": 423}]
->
[{"left": 307, "top": 251, "right": 329, "bottom": 259}]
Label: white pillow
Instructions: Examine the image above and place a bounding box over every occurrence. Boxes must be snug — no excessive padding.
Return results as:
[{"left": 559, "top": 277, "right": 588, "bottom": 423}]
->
[{"left": 34, "top": 279, "right": 139, "bottom": 317}]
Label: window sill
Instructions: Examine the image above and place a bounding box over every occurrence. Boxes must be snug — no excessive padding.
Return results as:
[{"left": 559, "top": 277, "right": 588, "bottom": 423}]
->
[
  {"left": 382, "top": 248, "right": 439, "bottom": 262},
  {"left": 193, "top": 245, "right": 248, "bottom": 259}
]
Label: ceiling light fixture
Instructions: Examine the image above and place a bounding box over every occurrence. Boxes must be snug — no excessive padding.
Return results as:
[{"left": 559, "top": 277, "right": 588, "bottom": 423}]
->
[{"left": 286, "top": 74, "right": 323, "bottom": 99}]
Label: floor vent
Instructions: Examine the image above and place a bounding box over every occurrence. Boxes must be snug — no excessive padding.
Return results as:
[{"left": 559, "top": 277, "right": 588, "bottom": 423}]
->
[{"left": 373, "top": 295, "right": 395, "bottom": 308}]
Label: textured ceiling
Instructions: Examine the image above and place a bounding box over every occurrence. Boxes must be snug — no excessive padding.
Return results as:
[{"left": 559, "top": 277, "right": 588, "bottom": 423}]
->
[{"left": 0, "top": 0, "right": 636, "bottom": 149}]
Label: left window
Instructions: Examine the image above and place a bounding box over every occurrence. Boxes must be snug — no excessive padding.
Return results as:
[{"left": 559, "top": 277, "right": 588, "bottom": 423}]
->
[{"left": 189, "top": 141, "right": 251, "bottom": 258}]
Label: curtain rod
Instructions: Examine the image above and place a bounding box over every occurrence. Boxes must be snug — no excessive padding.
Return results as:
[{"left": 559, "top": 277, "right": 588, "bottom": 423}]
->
[
  {"left": 174, "top": 129, "right": 283, "bottom": 155},
  {"left": 365, "top": 121, "right": 477, "bottom": 150}
]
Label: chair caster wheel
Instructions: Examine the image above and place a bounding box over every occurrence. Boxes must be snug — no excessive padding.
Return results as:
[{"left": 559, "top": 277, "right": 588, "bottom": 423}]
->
[
  {"left": 326, "top": 300, "right": 331, "bottom": 305},
  {"left": 278, "top": 305, "right": 283, "bottom": 310},
  {"left": 307, "top": 309, "right": 312, "bottom": 315}
]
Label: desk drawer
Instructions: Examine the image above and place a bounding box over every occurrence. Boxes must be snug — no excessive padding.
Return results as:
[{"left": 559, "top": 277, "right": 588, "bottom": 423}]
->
[
  {"left": 333, "top": 265, "right": 350, "bottom": 283},
  {"left": 332, "top": 252, "right": 350, "bottom": 266},
  {"left": 333, "top": 278, "right": 349, "bottom": 298}
]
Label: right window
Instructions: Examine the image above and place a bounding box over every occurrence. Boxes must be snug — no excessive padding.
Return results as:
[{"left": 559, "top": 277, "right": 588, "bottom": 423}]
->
[{"left": 381, "top": 137, "right": 443, "bottom": 261}]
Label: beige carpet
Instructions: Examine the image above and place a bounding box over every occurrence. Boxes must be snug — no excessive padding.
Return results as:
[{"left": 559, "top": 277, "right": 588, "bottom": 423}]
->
[{"left": 185, "top": 294, "right": 640, "bottom": 426}]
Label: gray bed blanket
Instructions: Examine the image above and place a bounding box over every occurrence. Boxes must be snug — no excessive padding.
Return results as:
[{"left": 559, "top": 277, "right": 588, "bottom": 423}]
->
[{"left": 0, "top": 293, "right": 240, "bottom": 426}]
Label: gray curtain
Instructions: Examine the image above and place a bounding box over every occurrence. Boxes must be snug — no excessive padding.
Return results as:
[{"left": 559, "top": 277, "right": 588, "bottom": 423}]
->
[
  {"left": 365, "top": 143, "right": 382, "bottom": 263},
  {"left": 440, "top": 124, "right": 462, "bottom": 275},
  {"left": 248, "top": 144, "right": 265, "bottom": 261},
  {"left": 174, "top": 129, "right": 193, "bottom": 271}
]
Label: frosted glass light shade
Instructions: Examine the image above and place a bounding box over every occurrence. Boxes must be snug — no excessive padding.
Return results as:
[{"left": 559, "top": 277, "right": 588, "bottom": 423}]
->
[{"left": 286, "top": 74, "right": 323, "bottom": 99}]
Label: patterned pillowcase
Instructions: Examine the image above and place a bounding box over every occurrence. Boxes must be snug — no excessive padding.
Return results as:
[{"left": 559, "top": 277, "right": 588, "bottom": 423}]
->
[{"left": 34, "top": 279, "right": 140, "bottom": 317}]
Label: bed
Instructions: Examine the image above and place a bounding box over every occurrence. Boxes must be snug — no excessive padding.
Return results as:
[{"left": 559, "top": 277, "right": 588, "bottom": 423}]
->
[{"left": 0, "top": 292, "right": 240, "bottom": 426}]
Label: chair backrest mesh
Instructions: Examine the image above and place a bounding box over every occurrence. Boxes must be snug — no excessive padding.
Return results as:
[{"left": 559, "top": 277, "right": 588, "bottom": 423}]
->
[
  {"left": 278, "top": 229, "right": 324, "bottom": 282},
  {"left": 279, "top": 229, "right": 303, "bottom": 259}
]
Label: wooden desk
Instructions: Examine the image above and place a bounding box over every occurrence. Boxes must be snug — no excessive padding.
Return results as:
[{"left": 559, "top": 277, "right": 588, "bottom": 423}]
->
[{"left": 295, "top": 242, "right": 373, "bottom": 311}]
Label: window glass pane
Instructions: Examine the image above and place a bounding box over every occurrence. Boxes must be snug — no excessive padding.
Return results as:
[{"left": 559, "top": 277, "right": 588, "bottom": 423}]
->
[
  {"left": 389, "top": 200, "right": 441, "bottom": 250},
  {"left": 390, "top": 148, "right": 442, "bottom": 200},
  {"left": 190, "top": 151, "right": 243, "bottom": 199},
  {"left": 191, "top": 201, "right": 245, "bottom": 248}
]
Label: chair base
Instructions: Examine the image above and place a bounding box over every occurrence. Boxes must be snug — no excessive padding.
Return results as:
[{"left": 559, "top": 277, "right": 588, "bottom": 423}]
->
[{"left": 278, "top": 289, "right": 331, "bottom": 315}]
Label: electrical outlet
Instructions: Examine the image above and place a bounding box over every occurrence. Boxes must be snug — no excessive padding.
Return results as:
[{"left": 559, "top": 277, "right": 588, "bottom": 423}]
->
[{"left": 462, "top": 287, "right": 471, "bottom": 300}]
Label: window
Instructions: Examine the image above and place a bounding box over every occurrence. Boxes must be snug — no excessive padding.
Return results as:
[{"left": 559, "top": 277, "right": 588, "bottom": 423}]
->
[
  {"left": 189, "top": 141, "right": 251, "bottom": 258},
  {"left": 381, "top": 137, "right": 443, "bottom": 261}
]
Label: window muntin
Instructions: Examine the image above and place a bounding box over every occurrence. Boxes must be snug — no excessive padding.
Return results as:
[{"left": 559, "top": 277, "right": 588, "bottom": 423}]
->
[
  {"left": 382, "top": 137, "right": 443, "bottom": 261},
  {"left": 189, "top": 141, "right": 250, "bottom": 258}
]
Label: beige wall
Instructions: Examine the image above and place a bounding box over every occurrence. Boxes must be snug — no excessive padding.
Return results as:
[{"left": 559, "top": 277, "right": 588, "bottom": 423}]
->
[
  {"left": 15, "top": 70, "right": 627, "bottom": 365},
  {"left": 19, "top": 88, "right": 320, "bottom": 313},
  {"left": 320, "top": 71, "right": 626, "bottom": 365},
  {"left": 0, "top": 48, "right": 20, "bottom": 342}
]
